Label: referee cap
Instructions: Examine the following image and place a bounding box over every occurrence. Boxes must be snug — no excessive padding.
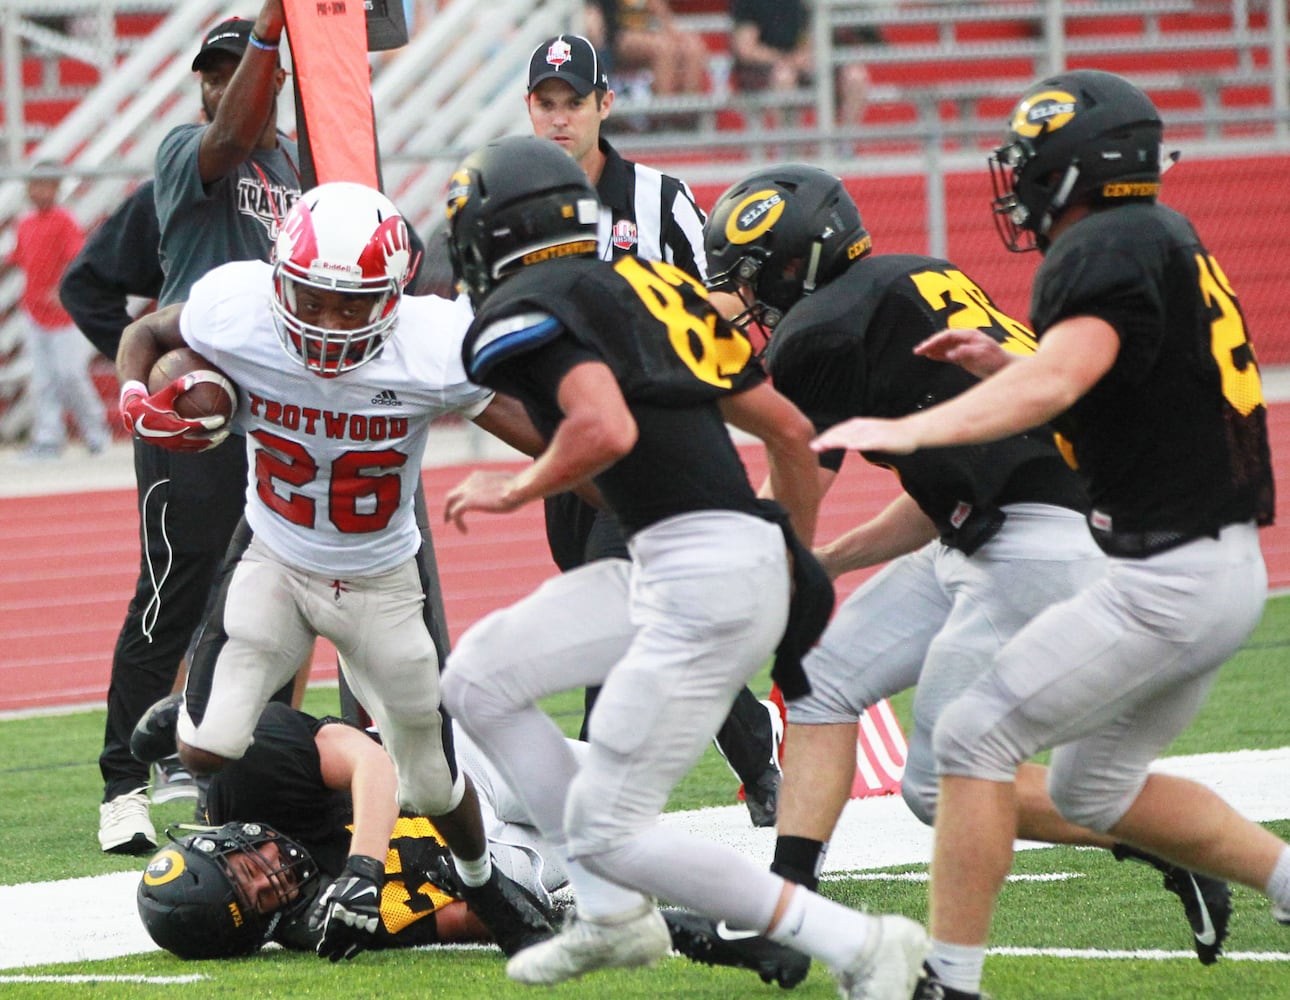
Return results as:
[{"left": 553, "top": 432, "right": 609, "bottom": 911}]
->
[{"left": 527, "top": 34, "right": 609, "bottom": 97}]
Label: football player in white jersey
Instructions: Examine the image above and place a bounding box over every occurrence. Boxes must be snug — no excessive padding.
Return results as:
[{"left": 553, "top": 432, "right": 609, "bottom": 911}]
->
[{"left": 115, "top": 181, "right": 552, "bottom": 962}]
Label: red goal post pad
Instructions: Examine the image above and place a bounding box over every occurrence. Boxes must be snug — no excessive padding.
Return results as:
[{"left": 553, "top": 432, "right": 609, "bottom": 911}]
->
[
  {"left": 768, "top": 683, "right": 907, "bottom": 800},
  {"left": 283, "top": 0, "right": 380, "bottom": 187}
]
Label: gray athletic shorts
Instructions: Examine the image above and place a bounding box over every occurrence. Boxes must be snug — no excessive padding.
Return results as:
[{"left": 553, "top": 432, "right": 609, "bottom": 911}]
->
[
  {"left": 789, "top": 503, "right": 1105, "bottom": 818},
  {"left": 934, "top": 520, "right": 1266, "bottom": 832}
]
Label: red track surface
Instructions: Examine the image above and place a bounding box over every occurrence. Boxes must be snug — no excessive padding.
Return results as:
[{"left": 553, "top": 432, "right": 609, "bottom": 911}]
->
[{"left": 4, "top": 411, "right": 1290, "bottom": 714}]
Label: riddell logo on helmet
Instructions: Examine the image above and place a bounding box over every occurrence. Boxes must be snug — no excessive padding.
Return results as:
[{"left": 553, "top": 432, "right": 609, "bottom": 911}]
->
[
  {"left": 1102, "top": 181, "right": 1160, "bottom": 198},
  {"left": 227, "top": 901, "right": 244, "bottom": 928}
]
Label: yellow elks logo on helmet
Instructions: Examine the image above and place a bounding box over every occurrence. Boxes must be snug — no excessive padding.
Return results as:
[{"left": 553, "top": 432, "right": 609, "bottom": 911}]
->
[
  {"left": 726, "top": 189, "right": 785, "bottom": 245},
  {"left": 142, "top": 849, "right": 186, "bottom": 887},
  {"left": 1011, "top": 89, "right": 1078, "bottom": 138},
  {"left": 445, "top": 170, "right": 471, "bottom": 221}
]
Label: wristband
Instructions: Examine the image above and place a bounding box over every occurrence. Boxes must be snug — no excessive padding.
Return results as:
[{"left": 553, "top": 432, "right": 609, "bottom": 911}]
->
[
  {"left": 248, "top": 31, "right": 280, "bottom": 51},
  {"left": 342, "top": 854, "right": 386, "bottom": 882}
]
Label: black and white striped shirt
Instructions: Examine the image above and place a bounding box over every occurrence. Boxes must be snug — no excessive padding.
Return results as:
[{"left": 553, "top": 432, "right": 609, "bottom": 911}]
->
[{"left": 593, "top": 138, "right": 707, "bottom": 281}]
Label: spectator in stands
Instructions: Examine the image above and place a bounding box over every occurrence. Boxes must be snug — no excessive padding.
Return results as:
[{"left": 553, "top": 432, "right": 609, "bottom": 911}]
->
[
  {"left": 5, "top": 162, "right": 110, "bottom": 460},
  {"left": 583, "top": 0, "right": 708, "bottom": 97},
  {"left": 729, "top": 0, "right": 869, "bottom": 127}
]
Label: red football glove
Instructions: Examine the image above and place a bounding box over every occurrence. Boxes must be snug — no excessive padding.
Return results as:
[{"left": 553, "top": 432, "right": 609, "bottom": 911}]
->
[{"left": 119, "top": 378, "right": 230, "bottom": 453}]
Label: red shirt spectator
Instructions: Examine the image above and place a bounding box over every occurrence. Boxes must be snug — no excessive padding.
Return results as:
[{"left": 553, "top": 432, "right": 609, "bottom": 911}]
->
[{"left": 9, "top": 184, "right": 84, "bottom": 328}]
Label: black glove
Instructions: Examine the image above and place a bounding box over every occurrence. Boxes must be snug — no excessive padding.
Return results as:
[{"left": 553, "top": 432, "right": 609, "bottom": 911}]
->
[{"left": 307, "top": 854, "right": 385, "bottom": 961}]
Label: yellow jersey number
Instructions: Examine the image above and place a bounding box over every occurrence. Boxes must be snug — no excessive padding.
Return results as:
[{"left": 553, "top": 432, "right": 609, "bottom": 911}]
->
[
  {"left": 910, "top": 268, "right": 1038, "bottom": 356},
  {"left": 911, "top": 267, "right": 1081, "bottom": 467},
  {"left": 614, "top": 256, "right": 752, "bottom": 388},
  {"left": 1196, "top": 253, "right": 1264, "bottom": 417}
]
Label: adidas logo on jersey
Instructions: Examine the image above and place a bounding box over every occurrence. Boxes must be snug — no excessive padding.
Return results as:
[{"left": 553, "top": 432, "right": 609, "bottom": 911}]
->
[{"left": 371, "top": 389, "right": 403, "bottom": 407}]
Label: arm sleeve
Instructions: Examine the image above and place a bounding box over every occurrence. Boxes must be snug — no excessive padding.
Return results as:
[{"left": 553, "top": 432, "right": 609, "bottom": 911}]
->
[{"left": 58, "top": 181, "right": 164, "bottom": 360}]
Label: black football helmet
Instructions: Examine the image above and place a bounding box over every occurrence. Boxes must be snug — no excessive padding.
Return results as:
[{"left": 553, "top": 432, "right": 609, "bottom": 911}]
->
[
  {"left": 444, "top": 135, "right": 600, "bottom": 309},
  {"left": 137, "top": 822, "right": 318, "bottom": 959},
  {"left": 989, "top": 69, "right": 1164, "bottom": 252},
  {"left": 704, "top": 164, "right": 872, "bottom": 331}
]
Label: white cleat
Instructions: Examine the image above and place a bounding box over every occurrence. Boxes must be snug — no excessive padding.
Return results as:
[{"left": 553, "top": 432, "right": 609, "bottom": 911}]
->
[
  {"left": 832, "top": 914, "right": 930, "bottom": 1000},
  {"left": 505, "top": 900, "right": 671, "bottom": 985}
]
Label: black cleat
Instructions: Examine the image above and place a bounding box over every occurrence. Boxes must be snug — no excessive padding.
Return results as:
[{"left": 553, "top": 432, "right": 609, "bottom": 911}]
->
[
  {"left": 745, "top": 765, "right": 781, "bottom": 829},
  {"left": 1111, "top": 843, "right": 1231, "bottom": 964},
  {"left": 130, "top": 692, "right": 182, "bottom": 763},
  {"left": 461, "top": 866, "right": 556, "bottom": 957},
  {"left": 662, "top": 908, "right": 809, "bottom": 989},
  {"left": 911, "top": 961, "right": 981, "bottom": 999}
]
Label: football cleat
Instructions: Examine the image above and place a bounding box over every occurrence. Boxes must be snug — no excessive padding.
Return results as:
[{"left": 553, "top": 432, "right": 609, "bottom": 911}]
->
[
  {"left": 745, "top": 765, "right": 782, "bottom": 829},
  {"left": 506, "top": 900, "right": 671, "bottom": 985},
  {"left": 461, "top": 865, "right": 556, "bottom": 957},
  {"left": 911, "top": 962, "right": 983, "bottom": 999},
  {"left": 151, "top": 754, "right": 199, "bottom": 804},
  {"left": 1111, "top": 843, "right": 1231, "bottom": 964},
  {"left": 663, "top": 908, "right": 810, "bottom": 988},
  {"left": 737, "top": 696, "right": 784, "bottom": 830},
  {"left": 1272, "top": 904, "right": 1290, "bottom": 925},
  {"left": 831, "top": 913, "right": 928, "bottom": 1000}
]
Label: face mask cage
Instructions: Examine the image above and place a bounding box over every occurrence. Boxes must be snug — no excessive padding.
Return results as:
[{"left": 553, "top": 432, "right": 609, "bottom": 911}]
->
[
  {"left": 199, "top": 823, "right": 318, "bottom": 916},
  {"left": 271, "top": 261, "right": 401, "bottom": 377},
  {"left": 705, "top": 251, "right": 783, "bottom": 344},
  {"left": 989, "top": 139, "right": 1038, "bottom": 253}
]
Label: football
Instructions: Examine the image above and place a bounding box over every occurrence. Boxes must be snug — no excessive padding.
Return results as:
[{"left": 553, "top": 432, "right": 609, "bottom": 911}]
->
[{"left": 148, "top": 347, "right": 238, "bottom": 422}]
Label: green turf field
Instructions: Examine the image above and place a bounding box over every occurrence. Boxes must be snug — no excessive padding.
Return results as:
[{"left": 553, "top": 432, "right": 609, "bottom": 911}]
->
[{"left": 1, "top": 596, "right": 1287, "bottom": 998}]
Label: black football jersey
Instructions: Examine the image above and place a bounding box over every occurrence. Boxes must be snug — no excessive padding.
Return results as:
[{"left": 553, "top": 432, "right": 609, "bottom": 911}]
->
[
  {"left": 464, "top": 256, "right": 770, "bottom": 536},
  {"left": 1032, "top": 203, "right": 1274, "bottom": 542},
  {"left": 204, "top": 703, "right": 454, "bottom": 947},
  {"left": 766, "top": 253, "right": 1087, "bottom": 550},
  {"left": 204, "top": 703, "right": 353, "bottom": 873}
]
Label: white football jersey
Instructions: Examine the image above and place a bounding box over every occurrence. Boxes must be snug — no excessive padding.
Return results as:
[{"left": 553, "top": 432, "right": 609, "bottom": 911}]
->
[{"left": 181, "top": 260, "right": 492, "bottom": 576}]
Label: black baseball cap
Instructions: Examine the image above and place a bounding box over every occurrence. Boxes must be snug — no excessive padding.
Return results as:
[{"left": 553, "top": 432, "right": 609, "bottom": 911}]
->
[
  {"left": 527, "top": 35, "right": 608, "bottom": 97},
  {"left": 192, "top": 17, "right": 253, "bottom": 72}
]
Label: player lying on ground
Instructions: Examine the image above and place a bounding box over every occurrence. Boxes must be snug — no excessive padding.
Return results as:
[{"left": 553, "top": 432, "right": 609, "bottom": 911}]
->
[{"left": 132, "top": 695, "right": 809, "bottom": 986}]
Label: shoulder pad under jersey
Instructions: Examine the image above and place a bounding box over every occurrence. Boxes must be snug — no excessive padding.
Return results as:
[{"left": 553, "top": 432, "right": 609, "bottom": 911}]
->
[{"left": 467, "top": 310, "right": 563, "bottom": 381}]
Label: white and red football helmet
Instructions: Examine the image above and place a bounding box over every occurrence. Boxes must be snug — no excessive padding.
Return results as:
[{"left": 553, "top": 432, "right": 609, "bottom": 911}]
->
[{"left": 271, "top": 181, "right": 411, "bottom": 376}]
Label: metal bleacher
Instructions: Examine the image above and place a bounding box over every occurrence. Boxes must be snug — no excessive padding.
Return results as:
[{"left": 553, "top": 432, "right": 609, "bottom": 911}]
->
[{"left": 609, "top": 0, "right": 1289, "bottom": 181}]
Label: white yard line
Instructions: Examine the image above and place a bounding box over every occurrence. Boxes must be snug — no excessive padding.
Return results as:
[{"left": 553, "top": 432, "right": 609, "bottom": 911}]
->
[{"left": 1, "top": 747, "right": 1287, "bottom": 971}]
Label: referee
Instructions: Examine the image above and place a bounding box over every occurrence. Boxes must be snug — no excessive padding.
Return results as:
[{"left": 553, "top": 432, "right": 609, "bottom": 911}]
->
[{"left": 525, "top": 34, "right": 782, "bottom": 827}]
